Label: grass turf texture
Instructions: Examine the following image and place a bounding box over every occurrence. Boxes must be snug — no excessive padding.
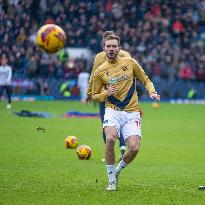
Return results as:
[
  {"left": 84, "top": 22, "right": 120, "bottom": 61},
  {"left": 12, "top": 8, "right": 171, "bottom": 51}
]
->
[{"left": 0, "top": 101, "right": 205, "bottom": 205}]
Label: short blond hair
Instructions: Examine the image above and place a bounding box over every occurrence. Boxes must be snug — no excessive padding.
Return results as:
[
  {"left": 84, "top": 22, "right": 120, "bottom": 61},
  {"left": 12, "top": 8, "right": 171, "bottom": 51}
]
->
[
  {"left": 103, "top": 31, "right": 115, "bottom": 40},
  {"left": 104, "top": 34, "right": 121, "bottom": 46}
]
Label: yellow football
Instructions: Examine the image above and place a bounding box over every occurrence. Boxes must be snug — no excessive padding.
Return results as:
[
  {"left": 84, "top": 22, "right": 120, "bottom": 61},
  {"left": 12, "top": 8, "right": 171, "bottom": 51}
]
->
[
  {"left": 76, "top": 145, "right": 92, "bottom": 160},
  {"left": 36, "top": 24, "right": 66, "bottom": 54},
  {"left": 65, "top": 136, "right": 78, "bottom": 148}
]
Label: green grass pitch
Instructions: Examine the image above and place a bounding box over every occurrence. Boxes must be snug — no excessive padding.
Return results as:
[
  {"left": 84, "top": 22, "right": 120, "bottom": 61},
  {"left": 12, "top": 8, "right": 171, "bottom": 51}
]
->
[{"left": 0, "top": 101, "right": 205, "bottom": 205}]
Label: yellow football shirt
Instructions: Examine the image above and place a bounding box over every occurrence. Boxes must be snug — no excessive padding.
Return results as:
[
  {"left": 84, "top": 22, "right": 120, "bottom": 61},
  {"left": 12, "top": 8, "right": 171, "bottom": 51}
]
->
[
  {"left": 87, "top": 50, "right": 131, "bottom": 97},
  {"left": 92, "top": 57, "right": 157, "bottom": 112}
]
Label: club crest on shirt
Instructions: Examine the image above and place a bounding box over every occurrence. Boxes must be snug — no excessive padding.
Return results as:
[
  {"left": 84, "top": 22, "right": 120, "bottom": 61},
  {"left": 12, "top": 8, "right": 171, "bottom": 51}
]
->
[
  {"left": 105, "top": 69, "right": 109, "bottom": 76},
  {"left": 121, "top": 66, "right": 128, "bottom": 71}
]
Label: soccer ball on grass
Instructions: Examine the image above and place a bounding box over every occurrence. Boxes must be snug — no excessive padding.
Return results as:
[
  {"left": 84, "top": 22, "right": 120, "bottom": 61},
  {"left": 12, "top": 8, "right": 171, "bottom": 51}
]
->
[
  {"left": 76, "top": 145, "right": 92, "bottom": 160},
  {"left": 65, "top": 136, "right": 78, "bottom": 148},
  {"left": 36, "top": 24, "right": 66, "bottom": 54}
]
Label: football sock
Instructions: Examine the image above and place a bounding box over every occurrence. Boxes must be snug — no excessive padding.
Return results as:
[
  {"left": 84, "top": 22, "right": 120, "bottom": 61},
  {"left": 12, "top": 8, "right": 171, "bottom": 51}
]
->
[
  {"left": 120, "top": 146, "right": 126, "bottom": 151},
  {"left": 115, "top": 160, "right": 127, "bottom": 174},
  {"left": 106, "top": 165, "right": 116, "bottom": 183},
  {"left": 120, "top": 146, "right": 126, "bottom": 158}
]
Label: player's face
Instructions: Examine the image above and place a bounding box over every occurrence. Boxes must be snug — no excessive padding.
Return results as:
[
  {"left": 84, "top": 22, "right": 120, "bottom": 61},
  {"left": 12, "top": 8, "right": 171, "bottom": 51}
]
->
[
  {"left": 1, "top": 57, "right": 7, "bottom": 65},
  {"left": 104, "top": 39, "right": 120, "bottom": 60}
]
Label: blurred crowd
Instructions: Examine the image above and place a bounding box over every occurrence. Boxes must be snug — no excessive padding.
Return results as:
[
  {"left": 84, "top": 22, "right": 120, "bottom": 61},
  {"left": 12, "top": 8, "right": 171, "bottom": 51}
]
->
[{"left": 0, "top": 0, "right": 205, "bottom": 98}]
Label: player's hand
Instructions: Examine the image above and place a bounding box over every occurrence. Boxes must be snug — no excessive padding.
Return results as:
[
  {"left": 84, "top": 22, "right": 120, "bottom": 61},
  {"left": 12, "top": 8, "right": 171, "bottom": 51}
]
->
[
  {"left": 81, "top": 96, "right": 91, "bottom": 104},
  {"left": 108, "top": 85, "right": 117, "bottom": 96},
  {"left": 150, "top": 93, "right": 160, "bottom": 101}
]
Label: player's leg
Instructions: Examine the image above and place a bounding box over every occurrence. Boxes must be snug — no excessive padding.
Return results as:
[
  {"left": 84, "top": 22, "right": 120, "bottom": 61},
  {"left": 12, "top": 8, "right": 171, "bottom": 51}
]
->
[
  {"left": 115, "top": 135, "right": 141, "bottom": 184},
  {"left": 104, "top": 126, "right": 118, "bottom": 190},
  {"left": 119, "top": 132, "right": 126, "bottom": 160},
  {"left": 80, "top": 86, "right": 88, "bottom": 103},
  {"left": 104, "top": 126, "right": 118, "bottom": 164},
  {"left": 99, "top": 102, "right": 106, "bottom": 143},
  {"left": 122, "top": 135, "right": 141, "bottom": 164},
  {"left": 0, "top": 86, "right": 3, "bottom": 101},
  {"left": 100, "top": 102, "right": 126, "bottom": 161},
  {"left": 115, "top": 111, "right": 142, "bottom": 182},
  {"left": 103, "top": 108, "right": 121, "bottom": 191},
  {"left": 5, "top": 85, "right": 12, "bottom": 109}
]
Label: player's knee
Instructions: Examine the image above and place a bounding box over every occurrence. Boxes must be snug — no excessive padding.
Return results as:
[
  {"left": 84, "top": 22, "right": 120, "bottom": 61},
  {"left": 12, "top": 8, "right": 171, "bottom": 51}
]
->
[
  {"left": 106, "top": 136, "right": 115, "bottom": 146},
  {"left": 104, "top": 127, "right": 117, "bottom": 139},
  {"left": 129, "top": 141, "right": 140, "bottom": 154},
  {"left": 129, "top": 145, "right": 139, "bottom": 155}
]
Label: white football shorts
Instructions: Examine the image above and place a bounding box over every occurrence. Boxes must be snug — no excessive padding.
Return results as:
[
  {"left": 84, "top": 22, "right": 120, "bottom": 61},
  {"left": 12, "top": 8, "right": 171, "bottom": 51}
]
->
[{"left": 103, "top": 108, "right": 142, "bottom": 140}]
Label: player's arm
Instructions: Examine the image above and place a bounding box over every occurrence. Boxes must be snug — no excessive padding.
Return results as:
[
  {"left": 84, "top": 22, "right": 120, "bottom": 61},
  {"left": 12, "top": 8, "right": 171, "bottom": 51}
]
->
[
  {"left": 92, "top": 72, "right": 108, "bottom": 102},
  {"left": 92, "top": 71, "right": 116, "bottom": 102},
  {"left": 132, "top": 59, "right": 160, "bottom": 101},
  {"left": 87, "top": 54, "right": 102, "bottom": 98}
]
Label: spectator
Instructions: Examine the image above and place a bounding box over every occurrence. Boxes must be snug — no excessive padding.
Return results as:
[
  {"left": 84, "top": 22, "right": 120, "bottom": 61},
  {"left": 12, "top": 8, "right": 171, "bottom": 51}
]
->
[
  {"left": 0, "top": 0, "right": 204, "bottom": 98},
  {"left": 0, "top": 54, "right": 12, "bottom": 109},
  {"left": 77, "top": 71, "right": 89, "bottom": 102},
  {"left": 178, "top": 63, "right": 193, "bottom": 80}
]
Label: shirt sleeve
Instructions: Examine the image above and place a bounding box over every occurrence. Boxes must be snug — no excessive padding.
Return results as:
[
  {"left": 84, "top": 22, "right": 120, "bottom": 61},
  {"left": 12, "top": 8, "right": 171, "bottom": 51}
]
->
[
  {"left": 120, "top": 50, "right": 131, "bottom": 57},
  {"left": 132, "top": 59, "right": 157, "bottom": 95},
  {"left": 87, "top": 55, "right": 102, "bottom": 97},
  {"left": 92, "top": 72, "right": 109, "bottom": 102}
]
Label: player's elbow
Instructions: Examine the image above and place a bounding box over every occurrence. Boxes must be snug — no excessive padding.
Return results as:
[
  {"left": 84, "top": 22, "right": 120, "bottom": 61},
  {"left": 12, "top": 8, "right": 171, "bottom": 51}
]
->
[
  {"left": 92, "top": 94, "right": 104, "bottom": 102},
  {"left": 91, "top": 94, "right": 100, "bottom": 102}
]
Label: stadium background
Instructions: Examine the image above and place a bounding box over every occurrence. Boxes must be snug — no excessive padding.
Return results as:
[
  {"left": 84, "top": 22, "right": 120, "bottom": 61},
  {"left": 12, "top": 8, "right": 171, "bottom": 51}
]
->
[
  {"left": 0, "top": 0, "right": 205, "bottom": 100},
  {"left": 1, "top": 1, "right": 205, "bottom": 204}
]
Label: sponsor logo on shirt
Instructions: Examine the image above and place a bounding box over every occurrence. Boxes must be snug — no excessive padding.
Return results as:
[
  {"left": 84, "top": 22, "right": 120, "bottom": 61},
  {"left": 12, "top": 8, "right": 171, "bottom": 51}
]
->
[{"left": 109, "top": 75, "right": 128, "bottom": 85}]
